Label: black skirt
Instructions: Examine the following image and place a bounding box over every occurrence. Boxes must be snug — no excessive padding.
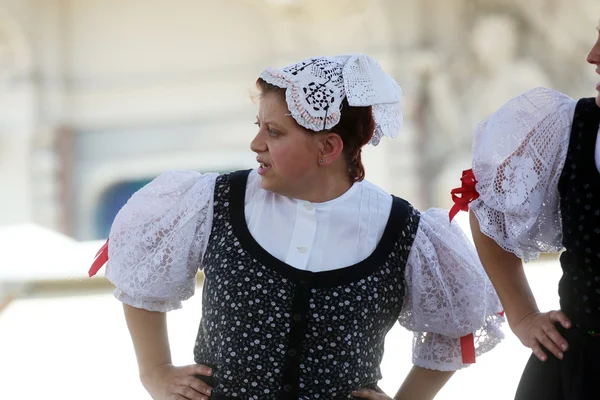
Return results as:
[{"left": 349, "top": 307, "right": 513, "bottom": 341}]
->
[{"left": 514, "top": 325, "right": 600, "bottom": 400}]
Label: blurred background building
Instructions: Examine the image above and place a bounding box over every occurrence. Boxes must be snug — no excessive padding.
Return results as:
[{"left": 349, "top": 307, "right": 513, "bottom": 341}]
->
[
  {"left": 1, "top": 1, "right": 599, "bottom": 398},
  {"left": 1, "top": 0, "right": 598, "bottom": 241}
]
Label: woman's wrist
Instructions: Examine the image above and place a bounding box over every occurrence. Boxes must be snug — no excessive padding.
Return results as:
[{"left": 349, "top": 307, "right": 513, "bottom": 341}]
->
[
  {"left": 139, "top": 362, "right": 172, "bottom": 383},
  {"left": 508, "top": 308, "right": 539, "bottom": 329}
]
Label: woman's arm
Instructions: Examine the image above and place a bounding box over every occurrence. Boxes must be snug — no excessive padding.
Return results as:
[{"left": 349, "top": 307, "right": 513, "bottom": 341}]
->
[
  {"left": 468, "top": 211, "right": 538, "bottom": 329},
  {"left": 123, "top": 304, "right": 213, "bottom": 400},
  {"left": 469, "top": 211, "right": 571, "bottom": 361},
  {"left": 393, "top": 366, "right": 454, "bottom": 400},
  {"left": 352, "top": 366, "right": 454, "bottom": 400},
  {"left": 123, "top": 304, "right": 172, "bottom": 379}
]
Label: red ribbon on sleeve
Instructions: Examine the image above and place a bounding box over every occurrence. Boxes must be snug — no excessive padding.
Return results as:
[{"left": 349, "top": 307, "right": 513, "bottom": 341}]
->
[
  {"left": 460, "top": 333, "right": 476, "bottom": 364},
  {"left": 460, "top": 310, "right": 505, "bottom": 364},
  {"left": 449, "top": 169, "right": 480, "bottom": 222},
  {"left": 88, "top": 239, "right": 109, "bottom": 277}
]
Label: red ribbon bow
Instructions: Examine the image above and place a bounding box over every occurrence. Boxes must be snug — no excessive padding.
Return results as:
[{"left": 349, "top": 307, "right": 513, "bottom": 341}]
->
[
  {"left": 449, "top": 169, "right": 480, "bottom": 223},
  {"left": 88, "top": 239, "right": 109, "bottom": 277}
]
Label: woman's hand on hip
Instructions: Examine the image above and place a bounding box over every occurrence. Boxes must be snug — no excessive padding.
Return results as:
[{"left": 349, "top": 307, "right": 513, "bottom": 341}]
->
[
  {"left": 511, "top": 310, "right": 571, "bottom": 362},
  {"left": 141, "top": 363, "right": 213, "bottom": 400}
]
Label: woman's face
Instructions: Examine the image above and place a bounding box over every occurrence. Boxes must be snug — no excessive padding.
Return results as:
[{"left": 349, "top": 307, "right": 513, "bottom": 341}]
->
[
  {"left": 587, "top": 26, "right": 600, "bottom": 107},
  {"left": 250, "top": 92, "right": 322, "bottom": 197}
]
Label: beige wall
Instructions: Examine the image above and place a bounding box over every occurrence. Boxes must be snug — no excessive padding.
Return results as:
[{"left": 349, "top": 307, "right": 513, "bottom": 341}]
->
[{"left": 0, "top": 0, "right": 599, "bottom": 238}]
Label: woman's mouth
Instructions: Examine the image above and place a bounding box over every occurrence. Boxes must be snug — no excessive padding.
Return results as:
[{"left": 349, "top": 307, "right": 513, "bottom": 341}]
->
[{"left": 257, "top": 162, "right": 271, "bottom": 175}]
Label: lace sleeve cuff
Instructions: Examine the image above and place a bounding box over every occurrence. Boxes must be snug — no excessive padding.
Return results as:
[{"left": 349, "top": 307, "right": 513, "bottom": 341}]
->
[
  {"left": 114, "top": 288, "right": 184, "bottom": 313},
  {"left": 411, "top": 314, "right": 504, "bottom": 371}
]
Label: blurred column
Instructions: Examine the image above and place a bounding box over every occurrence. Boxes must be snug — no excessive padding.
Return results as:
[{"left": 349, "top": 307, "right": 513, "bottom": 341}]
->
[
  {"left": 29, "top": 0, "right": 68, "bottom": 232},
  {"left": 0, "top": 7, "right": 36, "bottom": 225}
]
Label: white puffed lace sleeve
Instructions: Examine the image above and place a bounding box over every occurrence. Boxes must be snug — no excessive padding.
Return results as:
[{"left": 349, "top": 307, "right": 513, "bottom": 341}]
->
[
  {"left": 470, "top": 87, "right": 576, "bottom": 261},
  {"left": 398, "top": 209, "right": 505, "bottom": 371},
  {"left": 105, "top": 170, "right": 219, "bottom": 312}
]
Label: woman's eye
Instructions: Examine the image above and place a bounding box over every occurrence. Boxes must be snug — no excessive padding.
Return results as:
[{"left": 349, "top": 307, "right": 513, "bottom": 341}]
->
[{"left": 254, "top": 120, "right": 279, "bottom": 136}]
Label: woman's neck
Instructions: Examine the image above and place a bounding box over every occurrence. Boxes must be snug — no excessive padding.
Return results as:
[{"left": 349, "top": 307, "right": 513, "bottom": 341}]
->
[{"left": 289, "top": 169, "right": 354, "bottom": 204}]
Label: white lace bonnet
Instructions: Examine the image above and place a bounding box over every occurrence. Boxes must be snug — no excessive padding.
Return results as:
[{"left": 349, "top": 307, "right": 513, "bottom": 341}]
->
[{"left": 258, "top": 54, "right": 403, "bottom": 146}]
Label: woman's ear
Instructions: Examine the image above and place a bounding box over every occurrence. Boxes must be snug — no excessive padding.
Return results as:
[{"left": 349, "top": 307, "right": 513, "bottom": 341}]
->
[{"left": 313, "top": 132, "right": 344, "bottom": 166}]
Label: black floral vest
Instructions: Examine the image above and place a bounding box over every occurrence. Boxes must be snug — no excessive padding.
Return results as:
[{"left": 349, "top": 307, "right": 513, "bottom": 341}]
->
[
  {"left": 558, "top": 98, "right": 600, "bottom": 332},
  {"left": 194, "top": 170, "right": 420, "bottom": 400}
]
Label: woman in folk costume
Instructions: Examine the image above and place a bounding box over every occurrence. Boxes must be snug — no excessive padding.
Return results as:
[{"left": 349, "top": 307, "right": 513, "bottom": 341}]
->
[
  {"left": 448, "top": 22, "right": 600, "bottom": 400},
  {"left": 89, "top": 54, "right": 504, "bottom": 400}
]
